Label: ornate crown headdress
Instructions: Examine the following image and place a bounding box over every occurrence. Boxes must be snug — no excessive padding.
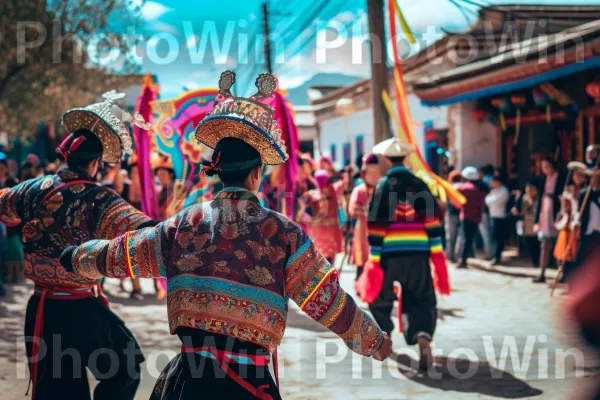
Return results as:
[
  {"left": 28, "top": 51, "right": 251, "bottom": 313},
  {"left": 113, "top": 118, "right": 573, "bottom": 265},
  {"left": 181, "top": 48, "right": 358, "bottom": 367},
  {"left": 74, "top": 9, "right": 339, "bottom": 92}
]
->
[
  {"left": 194, "top": 70, "right": 289, "bottom": 166},
  {"left": 61, "top": 90, "right": 151, "bottom": 163}
]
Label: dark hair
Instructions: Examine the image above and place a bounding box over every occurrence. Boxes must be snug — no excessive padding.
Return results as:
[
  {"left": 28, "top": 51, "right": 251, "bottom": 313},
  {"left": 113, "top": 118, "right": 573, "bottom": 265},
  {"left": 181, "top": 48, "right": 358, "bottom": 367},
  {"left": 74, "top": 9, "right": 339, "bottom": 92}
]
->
[
  {"left": 491, "top": 175, "right": 505, "bottom": 185},
  {"left": 56, "top": 128, "right": 103, "bottom": 171},
  {"left": 481, "top": 164, "right": 495, "bottom": 176},
  {"left": 541, "top": 156, "right": 558, "bottom": 171},
  {"left": 202, "top": 137, "right": 261, "bottom": 186},
  {"left": 388, "top": 156, "right": 405, "bottom": 165}
]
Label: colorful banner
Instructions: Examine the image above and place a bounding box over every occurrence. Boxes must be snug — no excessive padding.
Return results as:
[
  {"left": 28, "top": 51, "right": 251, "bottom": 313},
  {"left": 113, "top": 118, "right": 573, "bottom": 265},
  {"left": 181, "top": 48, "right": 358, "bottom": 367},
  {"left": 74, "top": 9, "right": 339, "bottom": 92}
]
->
[
  {"left": 151, "top": 88, "right": 217, "bottom": 205},
  {"left": 387, "top": 0, "right": 465, "bottom": 208}
]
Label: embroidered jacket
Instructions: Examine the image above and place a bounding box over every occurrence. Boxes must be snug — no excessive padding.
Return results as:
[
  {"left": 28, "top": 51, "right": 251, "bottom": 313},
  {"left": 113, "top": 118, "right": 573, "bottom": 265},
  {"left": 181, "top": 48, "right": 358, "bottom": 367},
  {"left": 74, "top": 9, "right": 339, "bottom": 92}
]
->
[
  {"left": 0, "top": 168, "right": 153, "bottom": 288},
  {"left": 70, "top": 187, "right": 384, "bottom": 356}
]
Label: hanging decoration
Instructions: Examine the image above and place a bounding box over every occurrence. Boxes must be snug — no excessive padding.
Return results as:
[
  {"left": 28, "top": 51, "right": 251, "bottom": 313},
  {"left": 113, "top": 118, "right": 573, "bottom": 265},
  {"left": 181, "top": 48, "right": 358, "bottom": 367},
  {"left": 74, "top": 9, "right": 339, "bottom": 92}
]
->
[
  {"left": 511, "top": 94, "right": 527, "bottom": 145},
  {"left": 540, "top": 83, "right": 574, "bottom": 107},
  {"left": 391, "top": 0, "right": 416, "bottom": 44},
  {"left": 533, "top": 87, "right": 552, "bottom": 123},
  {"left": 586, "top": 81, "right": 600, "bottom": 104},
  {"left": 491, "top": 97, "right": 510, "bottom": 131}
]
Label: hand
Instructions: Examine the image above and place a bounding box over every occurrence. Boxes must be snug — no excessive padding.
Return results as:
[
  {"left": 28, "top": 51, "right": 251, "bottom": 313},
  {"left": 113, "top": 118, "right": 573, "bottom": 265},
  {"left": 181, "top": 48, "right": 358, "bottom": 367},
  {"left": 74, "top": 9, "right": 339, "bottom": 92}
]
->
[
  {"left": 60, "top": 246, "right": 78, "bottom": 273},
  {"left": 533, "top": 224, "right": 539, "bottom": 233},
  {"left": 511, "top": 207, "right": 519, "bottom": 217},
  {"left": 373, "top": 332, "right": 393, "bottom": 361}
]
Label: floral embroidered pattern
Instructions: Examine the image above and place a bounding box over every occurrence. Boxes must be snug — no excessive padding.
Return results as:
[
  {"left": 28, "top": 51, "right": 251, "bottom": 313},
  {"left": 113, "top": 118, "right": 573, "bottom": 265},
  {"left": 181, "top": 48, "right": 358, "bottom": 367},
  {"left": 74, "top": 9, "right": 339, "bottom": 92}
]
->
[
  {"left": 244, "top": 266, "right": 275, "bottom": 286},
  {"left": 0, "top": 169, "right": 153, "bottom": 288},
  {"left": 68, "top": 188, "right": 384, "bottom": 356}
]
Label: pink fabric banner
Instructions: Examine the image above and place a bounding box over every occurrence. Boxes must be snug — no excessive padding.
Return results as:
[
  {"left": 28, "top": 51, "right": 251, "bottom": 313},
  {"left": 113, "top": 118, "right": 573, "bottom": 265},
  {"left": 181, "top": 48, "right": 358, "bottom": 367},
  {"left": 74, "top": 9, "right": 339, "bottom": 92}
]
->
[
  {"left": 272, "top": 91, "right": 299, "bottom": 219},
  {"left": 134, "top": 75, "right": 161, "bottom": 220}
]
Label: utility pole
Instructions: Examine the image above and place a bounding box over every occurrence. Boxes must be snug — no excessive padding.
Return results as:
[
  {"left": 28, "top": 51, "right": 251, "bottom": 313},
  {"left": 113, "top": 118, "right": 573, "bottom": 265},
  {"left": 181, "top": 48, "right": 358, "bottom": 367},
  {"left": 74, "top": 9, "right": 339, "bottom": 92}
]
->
[
  {"left": 262, "top": 2, "right": 273, "bottom": 73},
  {"left": 367, "top": 0, "right": 390, "bottom": 144}
]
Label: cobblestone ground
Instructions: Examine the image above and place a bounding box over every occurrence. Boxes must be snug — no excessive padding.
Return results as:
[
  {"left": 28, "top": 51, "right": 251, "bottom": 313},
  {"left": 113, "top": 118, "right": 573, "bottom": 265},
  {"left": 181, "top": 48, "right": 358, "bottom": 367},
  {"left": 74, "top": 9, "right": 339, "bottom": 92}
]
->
[{"left": 1, "top": 261, "right": 599, "bottom": 399}]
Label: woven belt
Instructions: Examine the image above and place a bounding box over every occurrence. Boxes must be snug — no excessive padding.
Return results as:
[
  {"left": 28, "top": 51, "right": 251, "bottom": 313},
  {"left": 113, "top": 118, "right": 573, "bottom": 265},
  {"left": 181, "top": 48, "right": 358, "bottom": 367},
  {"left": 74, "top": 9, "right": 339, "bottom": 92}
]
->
[{"left": 181, "top": 345, "right": 275, "bottom": 400}]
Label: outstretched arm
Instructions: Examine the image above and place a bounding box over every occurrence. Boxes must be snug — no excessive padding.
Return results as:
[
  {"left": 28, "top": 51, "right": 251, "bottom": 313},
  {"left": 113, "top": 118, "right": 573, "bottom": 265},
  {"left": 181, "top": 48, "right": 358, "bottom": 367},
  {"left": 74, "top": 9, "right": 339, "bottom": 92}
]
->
[
  {"left": 0, "top": 180, "right": 34, "bottom": 227},
  {"left": 93, "top": 190, "right": 157, "bottom": 239},
  {"left": 61, "top": 216, "right": 179, "bottom": 280},
  {"left": 285, "top": 232, "right": 387, "bottom": 358}
]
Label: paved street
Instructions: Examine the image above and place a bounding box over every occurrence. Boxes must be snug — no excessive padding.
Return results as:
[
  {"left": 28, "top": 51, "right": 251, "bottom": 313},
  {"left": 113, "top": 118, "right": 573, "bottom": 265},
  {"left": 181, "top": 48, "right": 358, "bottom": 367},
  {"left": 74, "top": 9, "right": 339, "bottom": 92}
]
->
[{"left": 1, "top": 262, "right": 599, "bottom": 399}]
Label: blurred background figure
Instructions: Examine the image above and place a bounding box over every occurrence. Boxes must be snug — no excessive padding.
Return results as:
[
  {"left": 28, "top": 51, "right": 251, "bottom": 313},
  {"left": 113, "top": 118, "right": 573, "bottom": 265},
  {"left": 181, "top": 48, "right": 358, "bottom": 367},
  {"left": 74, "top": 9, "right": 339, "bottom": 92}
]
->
[
  {"left": 349, "top": 153, "right": 381, "bottom": 280},
  {"left": 554, "top": 162, "right": 588, "bottom": 283},
  {"left": 297, "top": 169, "right": 343, "bottom": 264},
  {"left": 486, "top": 175, "right": 510, "bottom": 266},
  {"left": 445, "top": 170, "right": 463, "bottom": 263},
  {"left": 534, "top": 157, "right": 566, "bottom": 283},
  {"left": 456, "top": 166, "right": 486, "bottom": 269},
  {"left": 512, "top": 182, "right": 540, "bottom": 268}
]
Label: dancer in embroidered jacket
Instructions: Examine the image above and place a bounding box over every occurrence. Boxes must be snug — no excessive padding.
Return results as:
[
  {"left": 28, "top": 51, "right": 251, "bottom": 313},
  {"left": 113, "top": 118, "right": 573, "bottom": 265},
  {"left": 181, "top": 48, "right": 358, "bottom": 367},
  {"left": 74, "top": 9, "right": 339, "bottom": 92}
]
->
[
  {"left": 60, "top": 71, "right": 392, "bottom": 400},
  {"left": 0, "top": 92, "right": 155, "bottom": 400}
]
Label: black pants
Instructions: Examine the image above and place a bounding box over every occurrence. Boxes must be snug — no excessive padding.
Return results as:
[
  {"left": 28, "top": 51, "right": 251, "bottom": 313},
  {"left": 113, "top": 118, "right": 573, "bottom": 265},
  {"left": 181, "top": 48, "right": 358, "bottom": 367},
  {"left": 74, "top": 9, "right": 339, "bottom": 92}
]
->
[
  {"left": 369, "top": 254, "right": 437, "bottom": 345},
  {"left": 24, "top": 295, "right": 143, "bottom": 400},
  {"left": 523, "top": 236, "right": 541, "bottom": 267},
  {"left": 461, "top": 220, "right": 479, "bottom": 264},
  {"left": 491, "top": 217, "right": 508, "bottom": 261},
  {"left": 151, "top": 329, "right": 281, "bottom": 400}
]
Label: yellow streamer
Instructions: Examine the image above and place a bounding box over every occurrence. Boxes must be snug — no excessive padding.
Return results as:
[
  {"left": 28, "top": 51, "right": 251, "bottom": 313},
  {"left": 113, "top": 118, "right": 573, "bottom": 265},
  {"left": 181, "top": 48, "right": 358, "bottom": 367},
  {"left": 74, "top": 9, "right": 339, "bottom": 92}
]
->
[{"left": 392, "top": 0, "right": 416, "bottom": 44}]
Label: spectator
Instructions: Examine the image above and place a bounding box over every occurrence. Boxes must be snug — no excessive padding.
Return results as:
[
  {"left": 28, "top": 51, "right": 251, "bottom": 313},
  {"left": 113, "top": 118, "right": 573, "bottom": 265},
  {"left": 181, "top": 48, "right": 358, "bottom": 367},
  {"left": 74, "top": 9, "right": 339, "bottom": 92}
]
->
[
  {"left": 478, "top": 164, "right": 494, "bottom": 259},
  {"left": 512, "top": 182, "right": 540, "bottom": 267},
  {"left": 445, "top": 170, "right": 463, "bottom": 262},
  {"left": 456, "top": 166, "right": 487, "bottom": 269},
  {"left": 486, "top": 175, "right": 510, "bottom": 265},
  {"left": 534, "top": 157, "right": 565, "bottom": 283},
  {"left": 297, "top": 169, "right": 343, "bottom": 264}
]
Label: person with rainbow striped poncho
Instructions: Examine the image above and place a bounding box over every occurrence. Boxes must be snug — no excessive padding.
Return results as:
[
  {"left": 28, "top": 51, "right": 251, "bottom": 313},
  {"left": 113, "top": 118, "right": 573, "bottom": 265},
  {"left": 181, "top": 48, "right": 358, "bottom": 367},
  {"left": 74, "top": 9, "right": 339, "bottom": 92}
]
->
[{"left": 357, "top": 138, "right": 449, "bottom": 371}]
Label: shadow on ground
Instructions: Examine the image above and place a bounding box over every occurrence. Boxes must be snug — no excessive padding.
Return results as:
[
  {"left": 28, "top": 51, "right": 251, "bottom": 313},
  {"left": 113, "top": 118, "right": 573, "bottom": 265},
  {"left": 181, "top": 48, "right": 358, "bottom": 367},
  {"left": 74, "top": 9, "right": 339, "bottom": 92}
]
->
[{"left": 390, "top": 352, "right": 544, "bottom": 398}]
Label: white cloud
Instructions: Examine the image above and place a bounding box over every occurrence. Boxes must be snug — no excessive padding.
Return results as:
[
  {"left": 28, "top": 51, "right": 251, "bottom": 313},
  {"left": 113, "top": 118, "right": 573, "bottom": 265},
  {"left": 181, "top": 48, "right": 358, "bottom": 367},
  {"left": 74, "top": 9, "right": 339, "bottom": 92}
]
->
[
  {"left": 146, "top": 22, "right": 179, "bottom": 35},
  {"left": 141, "top": 1, "right": 173, "bottom": 21}
]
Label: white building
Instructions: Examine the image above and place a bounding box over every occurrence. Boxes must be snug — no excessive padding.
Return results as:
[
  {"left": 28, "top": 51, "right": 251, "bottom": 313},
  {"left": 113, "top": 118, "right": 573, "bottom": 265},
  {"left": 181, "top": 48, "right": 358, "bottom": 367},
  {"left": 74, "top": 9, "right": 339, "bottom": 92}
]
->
[{"left": 311, "top": 79, "right": 449, "bottom": 173}]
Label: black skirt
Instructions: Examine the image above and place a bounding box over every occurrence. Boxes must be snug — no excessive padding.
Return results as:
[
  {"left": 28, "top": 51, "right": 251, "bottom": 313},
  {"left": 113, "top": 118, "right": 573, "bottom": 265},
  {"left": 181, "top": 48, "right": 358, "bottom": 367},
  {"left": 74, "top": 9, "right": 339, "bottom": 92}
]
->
[
  {"left": 150, "top": 328, "right": 281, "bottom": 400},
  {"left": 24, "top": 295, "right": 144, "bottom": 400}
]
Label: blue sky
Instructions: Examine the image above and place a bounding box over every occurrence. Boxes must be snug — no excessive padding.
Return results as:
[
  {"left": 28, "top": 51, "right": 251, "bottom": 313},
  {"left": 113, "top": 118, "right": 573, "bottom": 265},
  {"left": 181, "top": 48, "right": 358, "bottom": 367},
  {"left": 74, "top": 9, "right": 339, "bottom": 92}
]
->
[{"left": 123, "top": 0, "right": 600, "bottom": 100}]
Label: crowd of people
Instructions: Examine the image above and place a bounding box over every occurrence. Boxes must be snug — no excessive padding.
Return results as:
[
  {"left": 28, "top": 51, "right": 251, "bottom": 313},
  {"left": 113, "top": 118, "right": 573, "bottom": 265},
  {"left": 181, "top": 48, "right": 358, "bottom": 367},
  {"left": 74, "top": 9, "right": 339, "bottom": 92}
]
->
[{"left": 445, "top": 153, "right": 599, "bottom": 287}]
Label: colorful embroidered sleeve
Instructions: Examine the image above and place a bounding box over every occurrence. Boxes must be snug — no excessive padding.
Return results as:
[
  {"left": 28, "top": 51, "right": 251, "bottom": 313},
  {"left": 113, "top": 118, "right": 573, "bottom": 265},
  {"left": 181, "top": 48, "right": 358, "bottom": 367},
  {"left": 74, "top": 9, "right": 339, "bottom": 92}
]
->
[
  {"left": 0, "top": 187, "right": 22, "bottom": 226},
  {"left": 285, "top": 232, "right": 384, "bottom": 357},
  {"left": 72, "top": 216, "right": 178, "bottom": 280},
  {"left": 0, "top": 180, "right": 33, "bottom": 227},
  {"left": 367, "top": 179, "right": 390, "bottom": 265},
  {"left": 93, "top": 190, "right": 155, "bottom": 239}
]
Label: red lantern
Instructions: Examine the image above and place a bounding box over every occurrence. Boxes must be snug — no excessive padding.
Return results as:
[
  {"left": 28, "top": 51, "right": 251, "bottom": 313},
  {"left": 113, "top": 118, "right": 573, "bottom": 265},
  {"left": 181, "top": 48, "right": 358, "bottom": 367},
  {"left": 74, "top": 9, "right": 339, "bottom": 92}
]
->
[
  {"left": 586, "top": 81, "right": 600, "bottom": 103},
  {"left": 470, "top": 108, "right": 487, "bottom": 123},
  {"left": 511, "top": 94, "right": 527, "bottom": 108}
]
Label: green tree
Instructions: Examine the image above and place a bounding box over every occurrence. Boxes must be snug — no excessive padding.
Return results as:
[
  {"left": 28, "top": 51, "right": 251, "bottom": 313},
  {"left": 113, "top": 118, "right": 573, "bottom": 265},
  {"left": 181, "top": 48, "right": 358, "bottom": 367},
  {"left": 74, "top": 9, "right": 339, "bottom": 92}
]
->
[{"left": 0, "top": 0, "right": 144, "bottom": 142}]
